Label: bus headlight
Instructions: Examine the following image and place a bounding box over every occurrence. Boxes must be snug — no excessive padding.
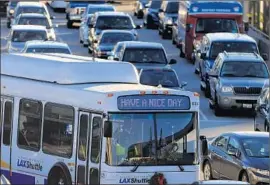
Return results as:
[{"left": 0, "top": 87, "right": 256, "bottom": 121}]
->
[{"left": 221, "top": 86, "right": 233, "bottom": 93}]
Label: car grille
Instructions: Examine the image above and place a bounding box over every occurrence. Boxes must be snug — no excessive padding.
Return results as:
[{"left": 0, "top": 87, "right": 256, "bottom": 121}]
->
[
  {"left": 235, "top": 100, "right": 257, "bottom": 104},
  {"left": 233, "top": 87, "right": 262, "bottom": 95}
]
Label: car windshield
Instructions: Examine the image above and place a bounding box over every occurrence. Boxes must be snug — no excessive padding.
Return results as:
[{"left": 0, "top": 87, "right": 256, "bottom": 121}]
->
[
  {"left": 220, "top": 61, "right": 269, "bottom": 78},
  {"left": 123, "top": 48, "right": 167, "bottom": 64},
  {"left": 88, "top": 7, "right": 114, "bottom": 14},
  {"left": 210, "top": 42, "right": 258, "bottom": 59},
  {"left": 165, "top": 2, "right": 179, "bottom": 13},
  {"left": 105, "top": 113, "right": 196, "bottom": 166},
  {"left": 100, "top": 33, "right": 134, "bottom": 45},
  {"left": 16, "top": 7, "right": 46, "bottom": 17},
  {"left": 26, "top": 47, "right": 71, "bottom": 54},
  {"left": 196, "top": 19, "right": 238, "bottom": 34},
  {"left": 140, "top": 70, "right": 179, "bottom": 88},
  {"left": 150, "top": 1, "right": 162, "bottom": 9},
  {"left": 96, "top": 16, "right": 133, "bottom": 29},
  {"left": 241, "top": 137, "right": 269, "bottom": 158},
  {"left": 18, "top": 17, "right": 50, "bottom": 28},
  {"left": 12, "top": 31, "right": 47, "bottom": 42}
]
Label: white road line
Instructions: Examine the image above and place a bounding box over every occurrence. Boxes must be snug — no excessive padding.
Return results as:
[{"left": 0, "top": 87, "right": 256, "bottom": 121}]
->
[{"left": 199, "top": 109, "right": 208, "bottom": 121}]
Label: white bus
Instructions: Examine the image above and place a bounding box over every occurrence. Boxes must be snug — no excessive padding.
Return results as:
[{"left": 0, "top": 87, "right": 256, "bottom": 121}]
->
[{"left": 0, "top": 53, "right": 200, "bottom": 185}]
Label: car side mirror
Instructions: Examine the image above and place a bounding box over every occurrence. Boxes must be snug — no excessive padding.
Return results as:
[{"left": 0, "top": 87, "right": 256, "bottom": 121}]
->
[
  {"left": 200, "top": 135, "right": 208, "bottom": 156},
  {"left": 94, "top": 39, "right": 98, "bottom": 43},
  {"left": 228, "top": 148, "right": 241, "bottom": 158},
  {"left": 89, "top": 24, "right": 94, "bottom": 28},
  {"left": 200, "top": 53, "right": 206, "bottom": 60},
  {"left": 50, "top": 16, "right": 55, "bottom": 20},
  {"left": 180, "top": 81, "right": 187, "bottom": 88},
  {"left": 104, "top": 121, "right": 112, "bottom": 138},
  {"left": 244, "top": 22, "right": 249, "bottom": 32},
  {"left": 169, "top": 59, "right": 177, "bottom": 64},
  {"left": 261, "top": 53, "right": 269, "bottom": 61},
  {"left": 158, "top": 9, "right": 163, "bottom": 13},
  {"left": 186, "top": 24, "right": 191, "bottom": 32}
]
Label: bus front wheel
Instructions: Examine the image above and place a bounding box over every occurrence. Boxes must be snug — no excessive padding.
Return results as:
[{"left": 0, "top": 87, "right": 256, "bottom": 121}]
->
[{"left": 48, "top": 166, "right": 71, "bottom": 185}]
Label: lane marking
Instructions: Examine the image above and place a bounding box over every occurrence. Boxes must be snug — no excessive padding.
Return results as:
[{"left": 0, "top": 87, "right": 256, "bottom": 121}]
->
[{"left": 199, "top": 109, "right": 208, "bottom": 121}]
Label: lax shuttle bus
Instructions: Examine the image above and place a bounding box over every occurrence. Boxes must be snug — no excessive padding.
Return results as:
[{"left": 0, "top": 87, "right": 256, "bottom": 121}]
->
[{"left": 0, "top": 53, "right": 200, "bottom": 184}]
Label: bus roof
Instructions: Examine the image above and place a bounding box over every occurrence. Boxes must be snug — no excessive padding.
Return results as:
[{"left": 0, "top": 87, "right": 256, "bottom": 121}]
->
[
  {"left": 188, "top": 1, "right": 243, "bottom": 15},
  {"left": 1, "top": 53, "right": 139, "bottom": 85}
]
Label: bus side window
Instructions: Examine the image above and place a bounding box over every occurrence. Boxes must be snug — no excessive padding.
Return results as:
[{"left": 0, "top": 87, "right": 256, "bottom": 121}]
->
[
  {"left": 17, "top": 99, "right": 42, "bottom": 151},
  {"left": 91, "top": 117, "right": 101, "bottom": 163},
  {"left": 3, "top": 101, "right": 13, "bottom": 145},
  {"left": 42, "top": 103, "right": 74, "bottom": 158},
  {"left": 78, "top": 114, "right": 89, "bottom": 161}
]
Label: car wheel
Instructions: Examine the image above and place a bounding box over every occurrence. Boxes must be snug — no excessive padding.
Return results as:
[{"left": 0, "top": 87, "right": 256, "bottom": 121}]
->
[
  {"left": 162, "top": 32, "right": 168, "bottom": 39},
  {"left": 179, "top": 46, "right": 185, "bottom": 58},
  {"left": 204, "top": 83, "right": 210, "bottom": 98},
  {"left": 265, "top": 121, "right": 269, "bottom": 132},
  {"left": 203, "top": 161, "right": 213, "bottom": 180},
  {"left": 88, "top": 48, "right": 92, "bottom": 54},
  {"left": 172, "top": 37, "right": 176, "bottom": 45},
  {"left": 241, "top": 171, "right": 249, "bottom": 183},
  {"left": 80, "top": 39, "right": 83, "bottom": 44},
  {"left": 194, "top": 68, "right": 199, "bottom": 74},
  {"left": 67, "top": 20, "right": 73, "bottom": 29},
  {"left": 7, "top": 21, "right": 11, "bottom": 28},
  {"left": 146, "top": 17, "right": 153, "bottom": 29},
  {"left": 214, "top": 94, "right": 223, "bottom": 116},
  {"left": 83, "top": 44, "right": 88, "bottom": 47}
]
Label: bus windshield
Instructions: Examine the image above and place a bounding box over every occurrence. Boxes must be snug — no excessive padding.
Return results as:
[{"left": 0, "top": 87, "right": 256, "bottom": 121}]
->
[
  {"left": 105, "top": 112, "right": 196, "bottom": 166},
  {"left": 195, "top": 18, "right": 238, "bottom": 33}
]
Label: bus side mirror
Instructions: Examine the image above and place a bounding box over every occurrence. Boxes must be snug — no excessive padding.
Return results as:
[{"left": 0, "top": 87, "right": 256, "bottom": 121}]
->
[
  {"left": 200, "top": 135, "right": 208, "bottom": 156},
  {"left": 104, "top": 121, "right": 112, "bottom": 138}
]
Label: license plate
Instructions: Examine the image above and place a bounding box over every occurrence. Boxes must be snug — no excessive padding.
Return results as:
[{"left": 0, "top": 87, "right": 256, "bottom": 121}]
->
[{"left": 243, "top": 104, "right": 252, "bottom": 108}]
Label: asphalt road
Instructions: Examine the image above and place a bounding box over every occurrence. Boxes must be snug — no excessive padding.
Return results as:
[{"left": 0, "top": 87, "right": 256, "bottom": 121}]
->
[{"left": 0, "top": 4, "right": 254, "bottom": 141}]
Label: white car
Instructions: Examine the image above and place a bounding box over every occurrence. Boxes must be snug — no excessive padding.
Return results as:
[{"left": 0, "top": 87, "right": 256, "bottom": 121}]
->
[
  {"left": 22, "top": 40, "right": 72, "bottom": 54},
  {"left": 79, "top": 14, "right": 93, "bottom": 47},
  {"left": 11, "top": 2, "right": 53, "bottom": 26},
  {"left": 7, "top": 25, "right": 49, "bottom": 53},
  {"left": 12, "top": 13, "right": 57, "bottom": 41}
]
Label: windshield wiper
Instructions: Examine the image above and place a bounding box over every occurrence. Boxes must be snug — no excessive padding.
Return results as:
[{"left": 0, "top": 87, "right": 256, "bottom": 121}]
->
[{"left": 130, "top": 157, "right": 155, "bottom": 172}]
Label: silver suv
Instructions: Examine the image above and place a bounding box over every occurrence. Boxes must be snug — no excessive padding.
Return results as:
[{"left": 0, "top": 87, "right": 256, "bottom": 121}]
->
[{"left": 208, "top": 52, "right": 269, "bottom": 116}]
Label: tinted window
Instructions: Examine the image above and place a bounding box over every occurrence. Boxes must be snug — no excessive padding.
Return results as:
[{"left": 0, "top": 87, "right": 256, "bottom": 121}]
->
[
  {"left": 26, "top": 48, "right": 71, "bottom": 54},
  {"left": 227, "top": 137, "right": 240, "bottom": 152},
  {"left": 241, "top": 137, "right": 269, "bottom": 157},
  {"left": 165, "top": 2, "right": 179, "bottom": 13},
  {"left": 18, "top": 99, "right": 42, "bottom": 151},
  {"left": 100, "top": 33, "right": 134, "bottom": 45},
  {"left": 91, "top": 117, "right": 101, "bottom": 163},
  {"left": 215, "top": 136, "right": 228, "bottom": 150},
  {"left": 88, "top": 7, "right": 114, "bottom": 14},
  {"left": 140, "top": 70, "right": 179, "bottom": 87},
  {"left": 150, "top": 1, "right": 162, "bottom": 9},
  {"left": 3, "top": 101, "right": 13, "bottom": 146},
  {"left": 18, "top": 17, "right": 50, "bottom": 28},
  {"left": 196, "top": 19, "right": 238, "bottom": 34},
  {"left": 78, "top": 114, "right": 89, "bottom": 161},
  {"left": 96, "top": 16, "right": 133, "bottom": 29},
  {"left": 16, "top": 7, "right": 46, "bottom": 17},
  {"left": 220, "top": 61, "right": 269, "bottom": 78},
  {"left": 123, "top": 48, "right": 167, "bottom": 64},
  {"left": 12, "top": 31, "right": 47, "bottom": 42},
  {"left": 210, "top": 42, "right": 258, "bottom": 59},
  {"left": 42, "top": 103, "right": 74, "bottom": 158}
]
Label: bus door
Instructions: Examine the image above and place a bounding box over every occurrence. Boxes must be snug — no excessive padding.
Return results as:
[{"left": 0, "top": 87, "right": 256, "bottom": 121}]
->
[
  {"left": 88, "top": 114, "right": 102, "bottom": 185},
  {"left": 76, "top": 111, "right": 91, "bottom": 185},
  {"left": 0, "top": 96, "right": 13, "bottom": 180}
]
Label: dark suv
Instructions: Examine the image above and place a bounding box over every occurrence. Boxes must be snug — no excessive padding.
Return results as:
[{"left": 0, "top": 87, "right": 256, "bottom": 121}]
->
[{"left": 158, "top": 1, "right": 179, "bottom": 39}]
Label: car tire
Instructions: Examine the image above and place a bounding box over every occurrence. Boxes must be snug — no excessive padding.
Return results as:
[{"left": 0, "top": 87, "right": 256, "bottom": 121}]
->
[
  {"left": 146, "top": 17, "right": 153, "bottom": 29},
  {"left": 162, "top": 32, "right": 168, "bottom": 39},
  {"left": 172, "top": 37, "right": 176, "bottom": 45},
  {"left": 203, "top": 161, "right": 213, "bottom": 180},
  {"left": 7, "top": 21, "right": 11, "bottom": 28},
  {"left": 67, "top": 20, "right": 73, "bottom": 29},
  {"left": 240, "top": 171, "right": 249, "bottom": 183},
  {"left": 204, "top": 83, "right": 210, "bottom": 98},
  {"left": 179, "top": 46, "right": 185, "bottom": 58},
  {"left": 88, "top": 48, "right": 92, "bottom": 54},
  {"left": 83, "top": 44, "right": 88, "bottom": 47},
  {"left": 214, "top": 94, "right": 223, "bottom": 117},
  {"left": 80, "top": 40, "right": 83, "bottom": 44},
  {"left": 265, "top": 121, "right": 269, "bottom": 132},
  {"left": 194, "top": 68, "right": 199, "bottom": 74}
]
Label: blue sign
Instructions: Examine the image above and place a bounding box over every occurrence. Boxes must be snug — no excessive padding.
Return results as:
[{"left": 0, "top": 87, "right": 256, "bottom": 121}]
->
[
  {"left": 117, "top": 95, "right": 190, "bottom": 110},
  {"left": 189, "top": 1, "right": 243, "bottom": 14}
]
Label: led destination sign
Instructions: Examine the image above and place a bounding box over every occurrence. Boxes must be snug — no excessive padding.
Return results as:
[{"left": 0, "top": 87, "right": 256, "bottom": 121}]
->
[{"left": 117, "top": 95, "right": 190, "bottom": 110}]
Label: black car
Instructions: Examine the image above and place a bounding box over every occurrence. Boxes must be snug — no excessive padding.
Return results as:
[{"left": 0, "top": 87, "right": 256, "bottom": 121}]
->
[
  {"left": 143, "top": 0, "right": 162, "bottom": 29},
  {"left": 201, "top": 132, "right": 269, "bottom": 184},
  {"left": 91, "top": 30, "right": 136, "bottom": 58},
  {"left": 254, "top": 87, "right": 269, "bottom": 132},
  {"left": 158, "top": 1, "right": 179, "bottom": 39}
]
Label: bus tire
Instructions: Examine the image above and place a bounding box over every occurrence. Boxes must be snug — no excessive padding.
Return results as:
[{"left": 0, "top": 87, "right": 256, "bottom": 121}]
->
[{"left": 47, "top": 164, "right": 71, "bottom": 185}]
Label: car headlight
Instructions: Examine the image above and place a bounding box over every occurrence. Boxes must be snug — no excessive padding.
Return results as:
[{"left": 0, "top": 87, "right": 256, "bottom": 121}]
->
[
  {"left": 221, "top": 86, "right": 233, "bottom": 93},
  {"left": 250, "top": 168, "right": 270, "bottom": 176},
  {"left": 9, "top": 9, "right": 14, "bottom": 14},
  {"left": 165, "top": 17, "right": 173, "bottom": 25}
]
